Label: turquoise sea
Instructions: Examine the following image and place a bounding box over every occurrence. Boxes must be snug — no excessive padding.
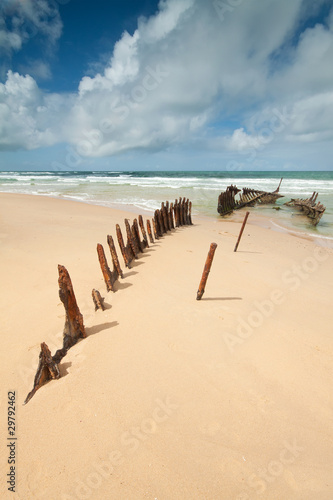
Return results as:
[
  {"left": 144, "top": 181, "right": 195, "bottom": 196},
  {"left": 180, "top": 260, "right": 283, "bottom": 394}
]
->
[{"left": 0, "top": 170, "right": 332, "bottom": 239}]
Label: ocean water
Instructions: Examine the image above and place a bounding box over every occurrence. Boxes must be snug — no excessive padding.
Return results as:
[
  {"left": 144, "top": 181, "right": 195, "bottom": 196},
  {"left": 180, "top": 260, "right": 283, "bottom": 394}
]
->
[{"left": 0, "top": 170, "right": 332, "bottom": 239}]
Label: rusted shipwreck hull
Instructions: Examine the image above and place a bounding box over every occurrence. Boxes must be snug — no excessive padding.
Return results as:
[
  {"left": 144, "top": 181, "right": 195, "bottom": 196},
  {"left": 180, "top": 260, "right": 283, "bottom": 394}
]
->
[
  {"left": 217, "top": 179, "right": 283, "bottom": 216},
  {"left": 284, "top": 192, "right": 326, "bottom": 226}
]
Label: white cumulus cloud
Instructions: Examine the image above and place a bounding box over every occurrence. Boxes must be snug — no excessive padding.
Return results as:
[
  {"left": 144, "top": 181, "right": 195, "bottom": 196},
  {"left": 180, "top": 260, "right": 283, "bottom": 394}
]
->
[{"left": 0, "top": 0, "right": 333, "bottom": 171}]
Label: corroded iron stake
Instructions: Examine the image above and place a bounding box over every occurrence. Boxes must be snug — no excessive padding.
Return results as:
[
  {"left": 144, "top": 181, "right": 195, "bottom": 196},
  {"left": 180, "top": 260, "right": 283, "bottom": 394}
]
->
[
  {"left": 146, "top": 220, "right": 154, "bottom": 243},
  {"left": 139, "top": 215, "right": 149, "bottom": 248},
  {"left": 58, "top": 265, "right": 86, "bottom": 342},
  {"left": 116, "top": 223, "right": 131, "bottom": 268},
  {"left": 234, "top": 211, "right": 250, "bottom": 252},
  {"left": 107, "top": 234, "right": 124, "bottom": 278},
  {"left": 131, "top": 221, "right": 142, "bottom": 254},
  {"left": 174, "top": 200, "right": 180, "bottom": 227},
  {"left": 196, "top": 242, "right": 217, "bottom": 300},
  {"left": 189, "top": 201, "right": 193, "bottom": 225},
  {"left": 125, "top": 219, "right": 138, "bottom": 259},
  {"left": 97, "top": 243, "right": 113, "bottom": 291}
]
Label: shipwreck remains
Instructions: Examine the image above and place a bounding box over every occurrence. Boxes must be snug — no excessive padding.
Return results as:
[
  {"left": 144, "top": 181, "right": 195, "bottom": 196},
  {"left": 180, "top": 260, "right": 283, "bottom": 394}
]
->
[
  {"left": 284, "top": 192, "right": 326, "bottom": 226},
  {"left": 217, "top": 179, "right": 283, "bottom": 216},
  {"left": 24, "top": 198, "right": 194, "bottom": 404}
]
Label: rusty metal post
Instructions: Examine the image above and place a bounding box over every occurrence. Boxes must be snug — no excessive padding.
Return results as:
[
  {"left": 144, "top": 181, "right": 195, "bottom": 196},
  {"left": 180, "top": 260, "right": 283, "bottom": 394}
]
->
[
  {"left": 157, "top": 209, "right": 165, "bottom": 234},
  {"left": 196, "top": 242, "right": 218, "bottom": 300},
  {"left": 152, "top": 217, "right": 159, "bottom": 240},
  {"left": 184, "top": 198, "right": 190, "bottom": 225},
  {"left": 174, "top": 200, "right": 180, "bottom": 227},
  {"left": 161, "top": 203, "right": 169, "bottom": 232},
  {"left": 97, "top": 243, "right": 114, "bottom": 291},
  {"left": 170, "top": 203, "right": 175, "bottom": 229},
  {"left": 125, "top": 219, "right": 138, "bottom": 259},
  {"left": 146, "top": 220, "right": 154, "bottom": 243},
  {"left": 107, "top": 234, "right": 124, "bottom": 278},
  {"left": 139, "top": 215, "right": 149, "bottom": 248},
  {"left": 188, "top": 201, "right": 193, "bottom": 225},
  {"left": 154, "top": 210, "right": 160, "bottom": 237},
  {"left": 132, "top": 219, "right": 144, "bottom": 252},
  {"left": 234, "top": 211, "right": 250, "bottom": 252},
  {"left": 116, "top": 223, "right": 131, "bottom": 268},
  {"left": 58, "top": 265, "right": 86, "bottom": 340}
]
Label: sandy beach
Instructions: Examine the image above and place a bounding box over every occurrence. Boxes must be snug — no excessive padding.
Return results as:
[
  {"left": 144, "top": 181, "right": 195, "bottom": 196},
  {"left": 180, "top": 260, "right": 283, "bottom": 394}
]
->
[{"left": 1, "top": 192, "right": 333, "bottom": 500}]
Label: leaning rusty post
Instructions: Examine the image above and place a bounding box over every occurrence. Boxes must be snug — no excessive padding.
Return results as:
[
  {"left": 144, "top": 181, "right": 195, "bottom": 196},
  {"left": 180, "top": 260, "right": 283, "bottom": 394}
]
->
[
  {"left": 196, "top": 243, "right": 218, "bottom": 300},
  {"left": 183, "top": 198, "right": 187, "bottom": 225},
  {"left": 24, "top": 342, "right": 60, "bottom": 405},
  {"left": 157, "top": 209, "right": 165, "bottom": 234},
  {"left": 132, "top": 219, "right": 144, "bottom": 252},
  {"left": 234, "top": 211, "right": 250, "bottom": 252},
  {"left": 154, "top": 210, "right": 160, "bottom": 237},
  {"left": 58, "top": 265, "right": 86, "bottom": 341},
  {"left": 161, "top": 203, "right": 169, "bottom": 232},
  {"left": 125, "top": 219, "right": 138, "bottom": 259},
  {"left": 116, "top": 223, "right": 131, "bottom": 268},
  {"left": 97, "top": 243, "right": 114, "bottom": 292},
  {"left": 139, "top": 215, "right": 149, "bottom": 248},
  {"left": 165, "top": 201, "right": 171, "bottom": 230},
  {"left": 170, "top": 203, "right": 175, "bottom": 229},
  {"left": 174, "top": 200, "right": 180, "bottom": 227},
  {"left": 107, "top": 234, "right": 124, "bottom": 278},
  {"left": 131, "top": 222, "right": 141, "bottom": 254},
  {"left": 92, "top": 289, "right": 105, "bottom": 311},
  {"left": 152, "top": 217, "right": 159, "bottom": 239},
  {"left": 146, "top": 220, "right": 154, "bottom": 243}
]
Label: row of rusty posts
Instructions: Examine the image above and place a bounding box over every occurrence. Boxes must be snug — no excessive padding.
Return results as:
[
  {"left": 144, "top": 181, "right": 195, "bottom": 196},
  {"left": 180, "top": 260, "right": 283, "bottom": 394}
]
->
[
  {"left": 153, "top": 197, "right": 192, "bottom": 237},
  {"left": 25, "top": 200, "right": 193, "bottom": 404},
  {"left": 96, "top": 200, "right": 192, "bottom": 295}
]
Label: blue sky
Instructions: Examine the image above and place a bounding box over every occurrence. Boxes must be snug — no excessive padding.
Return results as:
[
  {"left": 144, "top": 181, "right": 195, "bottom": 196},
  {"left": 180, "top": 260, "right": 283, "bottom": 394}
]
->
[{"left": 0, "top": 0, "right": 333, "bottom": 171}]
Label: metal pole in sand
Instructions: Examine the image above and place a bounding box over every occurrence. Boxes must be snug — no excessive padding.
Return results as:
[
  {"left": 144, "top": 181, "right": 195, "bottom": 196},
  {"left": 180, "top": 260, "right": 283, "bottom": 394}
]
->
[
  {"left": 196, "top": 242, "right": 217, "bottom": 300},
  {"left": 234, "top": 211, "right": 250, "bottom": 252}
]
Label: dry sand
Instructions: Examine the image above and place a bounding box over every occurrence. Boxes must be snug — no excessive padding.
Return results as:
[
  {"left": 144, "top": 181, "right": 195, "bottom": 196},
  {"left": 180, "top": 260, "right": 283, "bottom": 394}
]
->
[{"left": 0, "top": 193, "right": 333, "bottom": 500}]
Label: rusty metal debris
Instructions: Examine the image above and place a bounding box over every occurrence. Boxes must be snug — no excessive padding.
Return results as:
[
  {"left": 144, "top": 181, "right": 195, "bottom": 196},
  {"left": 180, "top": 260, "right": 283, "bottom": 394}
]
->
[
  {"left": 151, "top": 218, "right": 159, "bottom": 240},
  {"left": 92, "top": 289, "right": 105, "bottom": 311},
  {"left": 197, "top": 242, "right": 218, "bottom": 300},
  {"left": 146, "top": 219, "right": 154, "bottom": 244},
  {"left": 25, "top": 266, "right": 85, "bottom": 404},
  {"left": 24, "top": 343, "right": 60, "bottom": 405},
  {"left": 284, "top": 192, "right": 326, "bottom": 225},
  {"left": 218, "top": 179, "right": 283, "bottom": 216},
  {"left": 139, "top": 215, "right": 149, "bottom": 248},
  {"left": 125, "top": 218, "right": 138, "bottom": 260}
]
